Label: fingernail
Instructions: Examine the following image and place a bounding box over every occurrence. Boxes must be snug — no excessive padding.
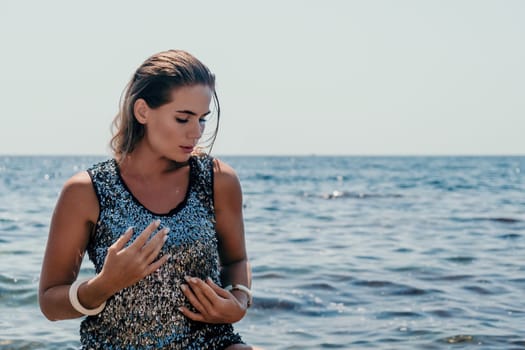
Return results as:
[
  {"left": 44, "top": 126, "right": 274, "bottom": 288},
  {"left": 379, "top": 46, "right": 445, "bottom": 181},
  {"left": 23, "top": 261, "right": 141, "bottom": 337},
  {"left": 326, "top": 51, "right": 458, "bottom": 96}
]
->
[
  {"left": 184, "top": 276, "right": 190, "bottom": 282},
  {"left": 163, "top": 235, "right": 168, "bottom": 242},
  {"left": 180, "top": 284, "right": 187, "bottom": 291},
  {"left": 126, "top": 226, "right": 134, "bottom": 233},
  {"left": 206, "top": 277, "right": 212, "bottom": 282},
  {"left": 178, "top": 307, "right": 183, "bottom": 312},
  {"left": 163, "top": 227, "right": 170, "bottom": 234},
  {"left": 154, "top": 219, "right": 161, "bottom": 226}
]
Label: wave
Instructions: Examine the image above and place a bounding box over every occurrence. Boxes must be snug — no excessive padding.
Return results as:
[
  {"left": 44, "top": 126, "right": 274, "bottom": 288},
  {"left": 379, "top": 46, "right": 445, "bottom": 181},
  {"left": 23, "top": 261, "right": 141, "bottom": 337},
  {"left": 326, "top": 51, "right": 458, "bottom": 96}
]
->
[
  {"left": 450, "top": 216, "right": 523, "bottom": 224},
  {"left": 303, "top": 191, "right": 403, "bottom": 200},
  {"left": 352, "top": 279, "right": 443, "bottom": 296}
]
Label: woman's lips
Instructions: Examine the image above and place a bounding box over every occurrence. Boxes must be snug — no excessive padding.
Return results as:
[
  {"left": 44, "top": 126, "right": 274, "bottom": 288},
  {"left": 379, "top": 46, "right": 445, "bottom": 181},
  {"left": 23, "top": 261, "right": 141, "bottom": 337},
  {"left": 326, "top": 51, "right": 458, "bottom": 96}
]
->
[{"left": 180, "top": 146, "right": 194, "bottom": 153}]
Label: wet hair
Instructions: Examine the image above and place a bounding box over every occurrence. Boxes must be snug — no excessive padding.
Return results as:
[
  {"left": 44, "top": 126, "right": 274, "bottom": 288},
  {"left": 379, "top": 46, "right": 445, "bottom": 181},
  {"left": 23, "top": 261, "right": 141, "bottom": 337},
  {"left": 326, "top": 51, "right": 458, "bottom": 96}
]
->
[{"left": 110, "top": 49, "right": 219, "bottom": 160}]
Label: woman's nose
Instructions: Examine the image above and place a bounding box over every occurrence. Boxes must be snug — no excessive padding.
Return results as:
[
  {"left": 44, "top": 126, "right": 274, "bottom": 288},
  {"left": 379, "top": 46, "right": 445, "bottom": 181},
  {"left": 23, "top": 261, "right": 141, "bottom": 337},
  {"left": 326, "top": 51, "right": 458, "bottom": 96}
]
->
[{"left": 188, "top": 119, "right": 203, "bottom": 140}]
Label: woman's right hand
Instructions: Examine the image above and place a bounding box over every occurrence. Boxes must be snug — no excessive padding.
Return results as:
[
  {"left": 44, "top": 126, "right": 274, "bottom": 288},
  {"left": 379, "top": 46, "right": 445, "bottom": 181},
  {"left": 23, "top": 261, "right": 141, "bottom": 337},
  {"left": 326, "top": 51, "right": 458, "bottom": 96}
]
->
[{"left": 96, "top": 220, "right": 170, "bottom": 297}]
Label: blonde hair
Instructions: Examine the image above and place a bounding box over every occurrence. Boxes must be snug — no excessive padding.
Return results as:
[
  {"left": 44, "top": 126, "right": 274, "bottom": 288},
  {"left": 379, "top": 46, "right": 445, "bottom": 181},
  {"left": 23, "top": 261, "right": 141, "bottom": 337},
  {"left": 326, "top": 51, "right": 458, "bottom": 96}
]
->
[{"left": 110, "top": 50, "right": 219, "bottom": 161}]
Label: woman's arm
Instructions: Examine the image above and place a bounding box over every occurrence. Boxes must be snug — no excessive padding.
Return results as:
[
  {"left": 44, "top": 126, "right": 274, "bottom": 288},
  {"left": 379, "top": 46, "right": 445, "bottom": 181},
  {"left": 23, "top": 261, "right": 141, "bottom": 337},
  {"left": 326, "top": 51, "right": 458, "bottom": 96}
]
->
[
  {"left": 179, "top": 159, "right": 252, "bottom": 322},
  {"left": 39, "top": 171, "right": 102, "bottom": 320},
  {"left": 213, "top": 159, "right": 252, "bottom": 303},
  {"left": 39, "top": 171, "right": 170, "bottom": 321}
]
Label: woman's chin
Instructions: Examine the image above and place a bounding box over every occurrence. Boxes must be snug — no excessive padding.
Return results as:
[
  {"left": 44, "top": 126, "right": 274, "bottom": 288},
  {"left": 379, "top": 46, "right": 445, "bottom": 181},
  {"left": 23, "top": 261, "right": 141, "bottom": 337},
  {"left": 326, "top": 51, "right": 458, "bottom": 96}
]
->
[{"left": 169, "top": 154, "right": 191, "bottom": 164}]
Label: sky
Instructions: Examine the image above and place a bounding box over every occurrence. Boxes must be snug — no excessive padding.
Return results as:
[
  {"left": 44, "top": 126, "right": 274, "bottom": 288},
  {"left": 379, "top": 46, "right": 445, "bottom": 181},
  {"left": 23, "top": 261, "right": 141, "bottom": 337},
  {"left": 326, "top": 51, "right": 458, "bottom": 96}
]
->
[{"left": 1, "top": 0, "right": 524, "bottom": 156}]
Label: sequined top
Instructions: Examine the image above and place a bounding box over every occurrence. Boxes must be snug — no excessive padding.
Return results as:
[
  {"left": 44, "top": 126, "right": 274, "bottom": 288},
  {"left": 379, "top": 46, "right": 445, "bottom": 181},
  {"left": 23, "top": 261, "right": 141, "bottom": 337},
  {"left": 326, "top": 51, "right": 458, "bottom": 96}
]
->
[{"left": 80, "top": 154, "right": 243, "bottom": 349}]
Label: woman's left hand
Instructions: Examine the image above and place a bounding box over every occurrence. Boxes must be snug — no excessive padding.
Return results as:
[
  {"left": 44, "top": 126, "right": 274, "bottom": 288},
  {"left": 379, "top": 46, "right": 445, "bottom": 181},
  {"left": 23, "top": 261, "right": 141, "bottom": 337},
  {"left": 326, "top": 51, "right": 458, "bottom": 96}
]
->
[{"left": 179, "top": 276, "right": 247, "bottom": 323}]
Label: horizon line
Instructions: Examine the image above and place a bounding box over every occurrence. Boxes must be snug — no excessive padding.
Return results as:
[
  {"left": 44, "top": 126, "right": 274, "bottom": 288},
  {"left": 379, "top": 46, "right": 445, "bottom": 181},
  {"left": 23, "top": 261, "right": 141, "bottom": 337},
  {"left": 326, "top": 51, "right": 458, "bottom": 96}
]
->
[{"left": 1, "top": 153, "right": 524, "bottom": 158}]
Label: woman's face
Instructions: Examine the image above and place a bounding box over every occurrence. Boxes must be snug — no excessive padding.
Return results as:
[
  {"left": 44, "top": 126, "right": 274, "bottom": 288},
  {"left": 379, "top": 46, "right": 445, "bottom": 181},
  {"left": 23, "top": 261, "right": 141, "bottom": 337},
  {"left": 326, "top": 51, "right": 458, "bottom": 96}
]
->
[{"left": 139, "top": 84, "right": 212, "bottom": 162}]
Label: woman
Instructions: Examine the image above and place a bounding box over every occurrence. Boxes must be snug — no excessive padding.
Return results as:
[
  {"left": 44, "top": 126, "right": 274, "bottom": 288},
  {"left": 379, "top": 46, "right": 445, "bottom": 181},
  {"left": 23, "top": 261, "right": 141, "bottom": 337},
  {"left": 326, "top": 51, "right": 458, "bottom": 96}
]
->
[{"left": 39, "top": 50, "right": 258, "bottom": 349}]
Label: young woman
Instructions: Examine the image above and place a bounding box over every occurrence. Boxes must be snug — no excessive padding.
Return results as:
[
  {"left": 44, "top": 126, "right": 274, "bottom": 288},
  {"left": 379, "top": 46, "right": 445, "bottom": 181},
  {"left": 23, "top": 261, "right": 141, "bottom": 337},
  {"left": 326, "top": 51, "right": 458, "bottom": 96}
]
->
[{"left": 39, "top": 50, "right": 258, "bottom": 349}]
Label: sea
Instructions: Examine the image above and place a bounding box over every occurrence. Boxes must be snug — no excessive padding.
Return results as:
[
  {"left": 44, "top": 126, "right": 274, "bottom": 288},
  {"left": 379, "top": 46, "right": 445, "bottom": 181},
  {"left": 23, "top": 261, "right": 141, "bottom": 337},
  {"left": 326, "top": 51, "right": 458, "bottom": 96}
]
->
[{"left": 0, "top": 155, "right": 524, "bottom": 349}]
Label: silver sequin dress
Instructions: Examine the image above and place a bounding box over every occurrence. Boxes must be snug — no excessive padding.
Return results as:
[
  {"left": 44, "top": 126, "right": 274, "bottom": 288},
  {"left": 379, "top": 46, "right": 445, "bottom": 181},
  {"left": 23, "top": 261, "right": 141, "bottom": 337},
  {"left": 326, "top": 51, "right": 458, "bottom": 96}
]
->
[{"left": 80, "top": 154, "right": 244, "bottom": 349}]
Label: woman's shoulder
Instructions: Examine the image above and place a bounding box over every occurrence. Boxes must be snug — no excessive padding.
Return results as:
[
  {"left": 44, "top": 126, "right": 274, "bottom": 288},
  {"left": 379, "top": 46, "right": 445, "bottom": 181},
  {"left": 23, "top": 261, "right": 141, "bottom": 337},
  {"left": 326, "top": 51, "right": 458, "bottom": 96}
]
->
[
  {"left": 191, "top": 153, "right": 240, "bottom": 190},
  {"left": 61, "top": 158, "right": 113, "bottom": 202},
  {"left": 63, "top": 170, "right": 92, "bottom": 191},
  {"left": 212, "top": 157, "right": 237, "bottom": 177},
  {"left": 212, "top": 158, "right": 242, "bottom": 193},
  {"left": 58, "top": 170, "right": 98, "bottom": 210}
]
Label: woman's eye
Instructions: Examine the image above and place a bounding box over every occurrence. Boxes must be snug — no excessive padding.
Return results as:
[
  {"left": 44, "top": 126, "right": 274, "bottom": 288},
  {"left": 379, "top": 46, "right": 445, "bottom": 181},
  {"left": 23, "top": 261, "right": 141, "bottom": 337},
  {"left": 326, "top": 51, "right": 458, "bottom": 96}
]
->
[
  {"left": 176, "top": 118, "right": 189, "bottom": 124},
  {"left": 199, "top": 118, "right": 207, "bottom": 124}
]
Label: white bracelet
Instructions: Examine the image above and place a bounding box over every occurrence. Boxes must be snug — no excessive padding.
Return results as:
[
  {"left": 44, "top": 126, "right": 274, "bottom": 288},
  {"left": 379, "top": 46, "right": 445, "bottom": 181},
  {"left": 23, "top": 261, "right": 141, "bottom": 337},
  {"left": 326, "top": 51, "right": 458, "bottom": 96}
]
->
[
  {"left": 224, "top": 284, "right": 253, "bottom": 308},
  {"left": 68, "top": 278, "right": 106, "bottom": 316}
]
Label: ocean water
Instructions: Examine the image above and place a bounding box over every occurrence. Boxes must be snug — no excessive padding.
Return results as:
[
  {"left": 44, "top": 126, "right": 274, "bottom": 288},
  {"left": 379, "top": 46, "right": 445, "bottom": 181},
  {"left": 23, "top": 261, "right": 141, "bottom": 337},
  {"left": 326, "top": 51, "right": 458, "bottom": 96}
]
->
[{"left": 0, "top": 155, "right": 524, "bottom": 349}]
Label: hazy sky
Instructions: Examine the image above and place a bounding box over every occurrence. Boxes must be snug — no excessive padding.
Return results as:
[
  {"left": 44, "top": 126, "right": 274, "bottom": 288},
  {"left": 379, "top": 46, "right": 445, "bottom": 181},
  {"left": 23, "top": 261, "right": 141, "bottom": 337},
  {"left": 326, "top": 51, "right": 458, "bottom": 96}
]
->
[{"left": 1, "top": 0, "right": 524, "bottom": 156}]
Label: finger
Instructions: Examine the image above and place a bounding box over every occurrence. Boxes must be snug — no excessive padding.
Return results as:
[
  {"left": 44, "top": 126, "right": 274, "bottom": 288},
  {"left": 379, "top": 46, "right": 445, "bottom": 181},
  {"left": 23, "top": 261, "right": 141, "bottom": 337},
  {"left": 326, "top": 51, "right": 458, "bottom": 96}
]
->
[
  {"left": 142, "top": 227, "right": 170, "bottom": 262},
  {"left": 195, "top": 277, "right": 227, "bottom": 302},
  {"left": 185, "top": 277, "right": 216, "bottom": 310},
  {"left": 131, "top": 220, "right": 161, "bottom": 249},
  {"left": 180, "top": 283, "right": 207, "bottom": 314},
  {"left": 144, "top": 254, "right": 170, "bottom": 276},
  {"left": 178, "top": 306, "right": 205, "bottom": 322},
  {"left": 112, "top": 227, "right": 134, "bottom": 251},
  {"left": 206, "top": 278, "right": 232, "bottom": 299}
]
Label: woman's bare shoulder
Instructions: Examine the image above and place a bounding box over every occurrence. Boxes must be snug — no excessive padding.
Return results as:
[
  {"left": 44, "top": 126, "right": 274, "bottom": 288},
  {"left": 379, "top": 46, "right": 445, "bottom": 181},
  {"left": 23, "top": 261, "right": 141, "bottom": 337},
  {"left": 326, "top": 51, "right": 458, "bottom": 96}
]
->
[
  {"left": 212, "top": 158, "right": 242, "bottom": 209},
  {"left": 212, "top": 158, "right": 240, "bottom": 186},
  {"left": 57, "top": 171, "right": 99, "bottom": 220},
  {"left": 61, "top": 171, "right": 95, "bottom": 195}
]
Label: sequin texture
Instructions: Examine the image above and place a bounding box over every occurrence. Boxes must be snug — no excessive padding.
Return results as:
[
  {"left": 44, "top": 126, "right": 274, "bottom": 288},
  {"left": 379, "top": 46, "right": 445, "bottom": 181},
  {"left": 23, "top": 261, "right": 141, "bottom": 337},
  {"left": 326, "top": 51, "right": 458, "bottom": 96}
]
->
[{"left": 80, "top": 154, "right": 243, "bottom": 349}]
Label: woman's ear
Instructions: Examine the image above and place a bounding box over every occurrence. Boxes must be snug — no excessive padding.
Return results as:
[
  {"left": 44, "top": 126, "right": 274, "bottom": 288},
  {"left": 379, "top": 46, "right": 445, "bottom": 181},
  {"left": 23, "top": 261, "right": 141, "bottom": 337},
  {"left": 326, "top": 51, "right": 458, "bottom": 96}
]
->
[{"left": 134, "top": 99, "right": 148, "bottom": 124}]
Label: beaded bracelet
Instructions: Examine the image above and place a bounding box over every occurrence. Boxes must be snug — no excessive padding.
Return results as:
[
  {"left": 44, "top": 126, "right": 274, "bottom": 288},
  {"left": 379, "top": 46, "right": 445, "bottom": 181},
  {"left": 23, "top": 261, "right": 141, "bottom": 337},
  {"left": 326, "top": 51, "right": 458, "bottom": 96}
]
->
[
  {"left": 68, "top": 278, "right": 106, "bottom": 316},
  {"left": 224, "top": 284, "right": 253, "bottom": 308}
]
